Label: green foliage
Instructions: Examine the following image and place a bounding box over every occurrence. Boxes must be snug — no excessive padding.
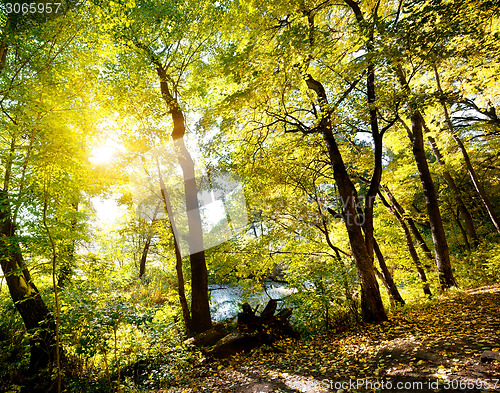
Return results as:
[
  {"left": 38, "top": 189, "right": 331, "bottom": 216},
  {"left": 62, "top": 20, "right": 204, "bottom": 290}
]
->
[
  {"left": 56, "top": 265, "right": 195, "bottom": 392},
  {"left": 0, "top": 292, "right": 29, "bottom": 392},
  {"left": 455, "top": 243, "right": 500, "bottom": 286},
  {"left": 284, "top": 256, "right": 359, "bottom": 335},
  {"left": 0, "top": 0, "right": 499, "bottom": 391},
  {"left": 486, "top": 247, "right": 500, "bottom": 281}
]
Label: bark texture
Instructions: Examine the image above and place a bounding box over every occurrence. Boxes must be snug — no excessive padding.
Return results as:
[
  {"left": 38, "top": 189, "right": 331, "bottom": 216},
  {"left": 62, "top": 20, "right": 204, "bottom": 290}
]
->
[
  {"left": 410, "top": 112, "right": 457, "bottom": 289},
  {"left": 0, "top": 190, "right": 56, "bottom": 373},
  {"left": 156, "top": 65, "right": 211, "bottom": 334},
  {"left": 306, "top": 74, "right": 387, "bottom": 323}
]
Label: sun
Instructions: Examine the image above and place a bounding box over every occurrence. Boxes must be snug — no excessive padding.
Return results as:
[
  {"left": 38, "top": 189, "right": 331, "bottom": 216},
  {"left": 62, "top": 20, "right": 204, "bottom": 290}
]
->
[{"left": 89, "top": 140, "right": 124, "bottom": 165}]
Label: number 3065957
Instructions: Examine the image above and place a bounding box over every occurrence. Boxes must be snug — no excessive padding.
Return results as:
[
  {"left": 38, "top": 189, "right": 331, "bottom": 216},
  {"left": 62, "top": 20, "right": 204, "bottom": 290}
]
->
[{"left": 5, "top": 3, "right": 62, "bottom": 14}]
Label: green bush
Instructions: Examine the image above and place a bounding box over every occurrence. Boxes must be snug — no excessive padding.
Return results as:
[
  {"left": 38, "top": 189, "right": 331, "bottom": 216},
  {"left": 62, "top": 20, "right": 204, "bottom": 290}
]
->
[{"left": 283, "top": 256, "right": 359, "bottom": 335}]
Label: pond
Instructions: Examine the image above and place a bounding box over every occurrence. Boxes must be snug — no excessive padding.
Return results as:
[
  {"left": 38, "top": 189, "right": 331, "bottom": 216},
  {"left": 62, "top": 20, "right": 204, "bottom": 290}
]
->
[{"left": 209, "top": 281, "right": 295, "bottom": 321}]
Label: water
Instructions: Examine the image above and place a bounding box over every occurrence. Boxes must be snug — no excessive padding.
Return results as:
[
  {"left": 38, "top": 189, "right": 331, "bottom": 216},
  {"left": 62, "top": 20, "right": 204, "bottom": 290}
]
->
[{"left": 208, "top": 281, "right": 294, "bottom": 321}]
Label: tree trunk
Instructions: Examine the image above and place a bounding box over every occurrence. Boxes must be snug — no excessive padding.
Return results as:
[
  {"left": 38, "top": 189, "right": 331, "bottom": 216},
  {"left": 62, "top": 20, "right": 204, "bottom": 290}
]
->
[
  {"left": 306, "top": 74, "right": 387, "bottom": 323},
  {"left": 379, "top": 189, "right": 432, "bottom": 297},
  {"left": 57, "top": 202, "right": 79, "bottom": 288},
  {"left": 158, "top": 164, "right": 193, "bottom": 335},
  {"left": 0, "top": 190, "right": 56, "bottom": 373},
  {"left": 138, "top": 235, "right": 152, "bottom": 279},
  {"left": 373, "top": 238, "right": 405, "bottom": 305},
  {"left": 427, "top": 135, "right": 479, "bottom": 247},
  {"left": 395, "top": 66, "right": 457, "bottom": 289},
  {"left": 433, "top": 64, "right": 500, "bottom": 237},
  {"left": 138, "top": 203, "right": 161, "bottom": 279},
  {"left": 410, "top": 112, "right": 457, "bottom": 289},
  {"left": 451, "top": 204, "right": 471, "bottom": 252},
  {"left": 173, "top": 232, "right": 193, "bottom": 335},
  {"left": 374, "top": 268, "right": 394, "bottom": 306},
  {"left": 156, "top": 65, "right": 212, "bottom": 335},
  {"left": 383, "top": 184, "right": 434, "bottom": 265},
  {"left": 452, "top": 133, "right": 500, "bottom": 237}
]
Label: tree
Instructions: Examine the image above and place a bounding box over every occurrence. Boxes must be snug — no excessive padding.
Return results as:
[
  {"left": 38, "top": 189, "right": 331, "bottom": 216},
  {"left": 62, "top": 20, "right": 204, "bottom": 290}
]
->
[
  {"left": 379, "top": 187, "right": 431, "bottom": 297},
  {"left": 433, "top": 65, "right": 500, "bottom": 239},
  {"left": 203, "top": 0, "right": 393, "bottom": 322},
  {"left": 409, "top": 110, "right": 457, "bottom": 289},
  {"left": 92, "top": 0, "right": 226, "bottom": 334},
  {"left": 0, "top": 9, "right": 66, "bottom": 376},
  {"left": 394, "top": 65, "right": 457, "bottom": 289},
  {"left": 0, "top": 2, "right": 111, "bottom": 382}
]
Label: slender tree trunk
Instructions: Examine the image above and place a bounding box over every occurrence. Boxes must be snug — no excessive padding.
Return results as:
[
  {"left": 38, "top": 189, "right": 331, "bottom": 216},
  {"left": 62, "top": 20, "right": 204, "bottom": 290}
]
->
[
  {"left": 156, "top": 65, "right": 211, "bottom": 334},
  {"left": 396, "top": 66, "right": 457, "bottom": 289},
  {"left": 433, "top": 65, "right": 500, "bottom": 237},
  {"left": 306, "top": 74, "right": 386, "bottom": 323},
  {"left": 43, "top": 184, "right": 62, "bottom": 393},
  {"left": 427, "top": 135, "right": 479, "bottom": 247},
  {"left": 158, "top": 163, "right": 193, "bottom": 335},
  {"left": 139, "top": 236, "right": 152, "bottom": 279},
  {"left": 373, "top": 238, "right": 405, "bottom": 305},
  {"left": 451, "top": 205, "right": 471, "bottom": 252},
  {"left": 138, "top": 203, "right": 161, "bottom": 279},
  {"left": 173, "top": 231, "right": 192, "bottom": 335},
  {"left": 379, "top": 190, "right": 432, "bottom": 297},
  {"left": 410, "top": 112, "right": 457, "bottom": 289},
  {"left": 453, "top": 133, "right": 500, "bottom": 237},
  {"left": 383, "top": 184, "right": 434, "bottom": 265},
  {"left": 0, "top": 190, "right": 56, "bottom": 374},
  {"left": 57, "top": 201, "right": 78, "bottom": 288}
]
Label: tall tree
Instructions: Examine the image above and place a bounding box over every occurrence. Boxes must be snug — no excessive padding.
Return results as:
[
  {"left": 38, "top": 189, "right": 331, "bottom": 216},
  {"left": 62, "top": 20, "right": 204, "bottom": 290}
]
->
[
  {"left": 95, "top": 0, "right": 218, "bottom": 334},
  {"left": 210, "top": 0, "right": 392, "bottom": 322},
  {"left": 395, "top": 66, "right": 457, "bottom": 289},
  {"left": 433, "top": 65, "right": 500, "bottom": 238},
  {"left": 0, "top": 9, "right": 64, "bottom": 376},
  {"left": 0, "top": 2, "right": 107, "bottom": 380},
  {"left": 410, "top": 110, "right": 457, "bottom": 289}
]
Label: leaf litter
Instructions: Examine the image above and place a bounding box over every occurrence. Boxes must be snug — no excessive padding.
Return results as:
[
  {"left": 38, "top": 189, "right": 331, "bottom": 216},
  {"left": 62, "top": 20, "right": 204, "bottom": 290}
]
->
[{"left": 160, "top": 285, "right": 500, "bottom": 392}]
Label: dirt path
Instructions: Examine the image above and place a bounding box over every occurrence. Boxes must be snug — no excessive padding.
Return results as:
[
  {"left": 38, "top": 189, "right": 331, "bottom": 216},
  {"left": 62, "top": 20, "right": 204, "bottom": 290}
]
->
[{"left": 164, "top": 285, "right": 500, "bottom": 392}]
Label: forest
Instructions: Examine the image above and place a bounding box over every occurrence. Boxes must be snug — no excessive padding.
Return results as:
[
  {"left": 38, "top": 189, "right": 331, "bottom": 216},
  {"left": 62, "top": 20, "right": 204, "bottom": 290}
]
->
[{"left": 0, "top": 0, "right": 499, "bottom": 392}]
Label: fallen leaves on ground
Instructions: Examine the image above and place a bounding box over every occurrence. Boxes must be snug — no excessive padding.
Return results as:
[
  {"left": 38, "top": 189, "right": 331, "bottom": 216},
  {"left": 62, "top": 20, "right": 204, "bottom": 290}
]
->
[{"left": 160, "top": 285, "right": 500, "bottom": 392}]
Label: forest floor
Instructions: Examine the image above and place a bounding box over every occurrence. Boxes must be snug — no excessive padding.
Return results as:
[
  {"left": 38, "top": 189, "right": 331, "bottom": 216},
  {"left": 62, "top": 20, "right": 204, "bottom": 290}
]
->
[{"left": 162, "top": 284, "right": 500, "bottom": 393}]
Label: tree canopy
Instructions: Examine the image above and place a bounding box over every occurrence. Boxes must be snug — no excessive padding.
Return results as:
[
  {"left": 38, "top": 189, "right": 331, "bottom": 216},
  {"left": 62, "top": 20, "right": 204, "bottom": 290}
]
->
[{"left": 0, "top": 0, "right": 499, "bottom": 391}]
